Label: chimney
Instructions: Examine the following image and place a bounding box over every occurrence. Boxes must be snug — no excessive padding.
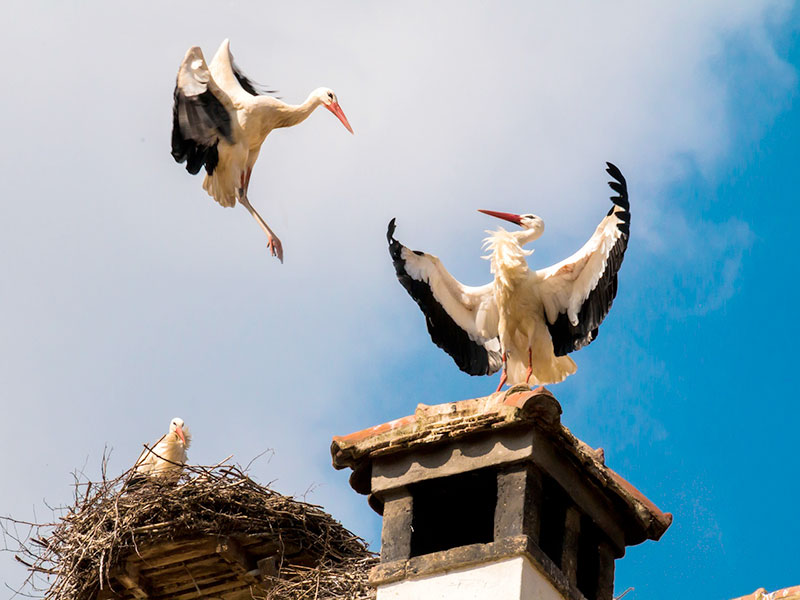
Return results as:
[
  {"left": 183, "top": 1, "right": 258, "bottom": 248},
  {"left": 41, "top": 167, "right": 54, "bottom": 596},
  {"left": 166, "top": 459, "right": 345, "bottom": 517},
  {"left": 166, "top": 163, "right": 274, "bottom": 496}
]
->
[{"left": 331, "top": 387, "right": 672, "bottom": 600}]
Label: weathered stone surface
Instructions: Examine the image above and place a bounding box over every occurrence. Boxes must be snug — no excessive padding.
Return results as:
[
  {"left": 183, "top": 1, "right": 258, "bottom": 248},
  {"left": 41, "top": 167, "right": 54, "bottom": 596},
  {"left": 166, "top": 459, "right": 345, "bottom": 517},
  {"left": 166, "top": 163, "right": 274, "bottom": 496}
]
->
[
  {"left": 596, "top": 541, "right": 616, "bottom": 600},
  {"left": 494, "top": 463, "right": 543, "bottom": 543},
  {"left": 561, "top": 506, "right": 581, "bottom": 587},
  {"left": 331, "top": 387, "right": 561, "bottom": 469},
  {"left": 380, "top": 488, "right": 413, "bottom": 563},
  {"left": 731, "top": 587, "right": 800, "bottom": 600},
  {"left": 372, "top": 428, "right": 534, "bottom": 493}
]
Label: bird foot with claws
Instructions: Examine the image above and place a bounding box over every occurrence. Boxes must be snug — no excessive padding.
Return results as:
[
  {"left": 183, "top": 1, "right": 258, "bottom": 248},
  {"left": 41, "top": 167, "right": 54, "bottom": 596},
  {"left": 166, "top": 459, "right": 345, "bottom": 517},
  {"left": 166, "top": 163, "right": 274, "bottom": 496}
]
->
[{"left": 267, "top": 236, "right": 284, "bottom": 263}]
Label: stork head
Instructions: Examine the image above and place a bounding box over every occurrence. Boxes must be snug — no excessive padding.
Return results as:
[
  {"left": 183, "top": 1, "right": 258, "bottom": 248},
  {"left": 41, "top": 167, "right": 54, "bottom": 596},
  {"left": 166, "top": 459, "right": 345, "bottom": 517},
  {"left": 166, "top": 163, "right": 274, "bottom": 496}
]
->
[
  {"left": 478, "top": 210, "right": 544, "bottom": 244},
  {"left": 313, "top": 87, "right": 354, "bottom": 134},
  {"left": 169, "top": 417, "right": 188, "bottom": 446}
]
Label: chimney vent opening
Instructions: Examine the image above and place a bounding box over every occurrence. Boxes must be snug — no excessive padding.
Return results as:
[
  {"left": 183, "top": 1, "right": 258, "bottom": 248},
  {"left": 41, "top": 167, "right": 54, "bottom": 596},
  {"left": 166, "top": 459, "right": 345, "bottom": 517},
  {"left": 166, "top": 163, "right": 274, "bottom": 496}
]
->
[
  {"left": 409, "top": 468, "right": 497, "bottom": 557},
  {"left": 577, "top": 514, "right": 602, "bottom": 600},
  {"left": 538, "top": 473, "right": 569, "bottom": 568}
]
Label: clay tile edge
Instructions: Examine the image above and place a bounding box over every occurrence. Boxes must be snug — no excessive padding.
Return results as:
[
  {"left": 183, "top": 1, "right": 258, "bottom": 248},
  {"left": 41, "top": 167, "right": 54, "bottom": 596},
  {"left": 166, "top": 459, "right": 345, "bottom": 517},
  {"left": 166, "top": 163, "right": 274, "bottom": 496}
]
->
[
  {"left": 330, "top": 387, "right": 560, "bottom": 470},
  {"left": 730, "top": 586, "right": 800, "bottom": 600}
]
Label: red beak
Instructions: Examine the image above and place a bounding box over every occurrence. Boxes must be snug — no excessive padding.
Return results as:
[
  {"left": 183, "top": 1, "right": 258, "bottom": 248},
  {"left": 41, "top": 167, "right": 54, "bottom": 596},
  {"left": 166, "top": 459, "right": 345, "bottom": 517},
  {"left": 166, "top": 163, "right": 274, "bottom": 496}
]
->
[
  {"left": 325, "top": 101, "right": 354, "bottom": 134},
  {"left": 478, "top": 209, "right": 522, "bottom": 226},
  {"left": 176, "top": 426, "right": 186, "bottom": 445}
]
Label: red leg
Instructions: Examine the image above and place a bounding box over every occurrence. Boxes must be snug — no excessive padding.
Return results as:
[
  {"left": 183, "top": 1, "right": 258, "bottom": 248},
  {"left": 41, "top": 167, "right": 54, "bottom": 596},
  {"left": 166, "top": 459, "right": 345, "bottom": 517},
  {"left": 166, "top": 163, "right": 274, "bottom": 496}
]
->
[
  {"left": 495, "top": 353, "right": 508, "bottom": 392},
  {"left": 239, "top": 169, "right": 254, "bottom": 193},
  {"left": 237, "top": 170, "right": 284, "bottom": 263},
  {"left": 525, "top": 348, "right": 533, "bottom": 385}
]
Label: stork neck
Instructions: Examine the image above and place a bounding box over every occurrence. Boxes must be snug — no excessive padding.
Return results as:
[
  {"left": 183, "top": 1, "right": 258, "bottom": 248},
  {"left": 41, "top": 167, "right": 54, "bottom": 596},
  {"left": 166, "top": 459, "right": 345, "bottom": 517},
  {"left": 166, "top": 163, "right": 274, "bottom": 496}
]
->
[
  {"left": 485, "top": 229, "right": 532, "bottom": 290},
  {"left": 266, "top": 93, "right": 322, "bottom": 129},
  {"left": 514, "top": 227, "right": 542, "bottom": 247}
]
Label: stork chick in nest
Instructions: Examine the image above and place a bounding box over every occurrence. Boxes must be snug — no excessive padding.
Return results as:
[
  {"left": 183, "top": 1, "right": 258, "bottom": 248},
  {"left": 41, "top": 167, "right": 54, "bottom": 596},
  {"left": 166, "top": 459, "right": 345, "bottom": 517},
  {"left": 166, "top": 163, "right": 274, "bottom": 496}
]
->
[{"left": 131, "top": 417, "right": 191, "bottom": 484}]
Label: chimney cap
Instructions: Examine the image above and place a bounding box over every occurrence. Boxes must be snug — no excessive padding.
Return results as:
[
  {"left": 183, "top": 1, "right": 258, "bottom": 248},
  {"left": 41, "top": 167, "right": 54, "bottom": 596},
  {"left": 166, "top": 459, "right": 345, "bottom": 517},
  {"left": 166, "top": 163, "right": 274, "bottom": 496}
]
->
[{"left": 331, "top": 386, "right": 672, "bottom": 545}]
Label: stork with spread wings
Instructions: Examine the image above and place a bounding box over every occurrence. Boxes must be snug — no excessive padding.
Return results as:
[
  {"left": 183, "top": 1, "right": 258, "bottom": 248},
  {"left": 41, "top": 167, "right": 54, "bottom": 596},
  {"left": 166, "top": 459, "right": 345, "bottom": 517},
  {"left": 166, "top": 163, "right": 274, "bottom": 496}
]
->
[{"left": 388, "top": 163, "right": 630, "bottom": 390}]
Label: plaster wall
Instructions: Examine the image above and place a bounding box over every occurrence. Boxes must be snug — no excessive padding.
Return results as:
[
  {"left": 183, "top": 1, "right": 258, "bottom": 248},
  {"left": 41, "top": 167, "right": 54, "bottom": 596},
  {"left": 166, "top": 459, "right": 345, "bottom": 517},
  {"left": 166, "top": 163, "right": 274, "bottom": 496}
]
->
[{"left": 375, "top": 555, "right": 564, "bottom": 600}]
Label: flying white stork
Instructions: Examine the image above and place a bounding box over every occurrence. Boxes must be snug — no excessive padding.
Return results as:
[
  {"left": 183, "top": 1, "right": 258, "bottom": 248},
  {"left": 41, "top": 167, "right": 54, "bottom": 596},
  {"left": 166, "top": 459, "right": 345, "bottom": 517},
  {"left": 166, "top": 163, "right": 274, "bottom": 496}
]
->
[
  {"left": 387, "top": 163, "right": 630, "bottom": 390},
  {"left": 131, "top": 417, "right": 191, "bottom": 484},
  {"left": 171, "top": 39, "right": 354, "bottom": 263}
]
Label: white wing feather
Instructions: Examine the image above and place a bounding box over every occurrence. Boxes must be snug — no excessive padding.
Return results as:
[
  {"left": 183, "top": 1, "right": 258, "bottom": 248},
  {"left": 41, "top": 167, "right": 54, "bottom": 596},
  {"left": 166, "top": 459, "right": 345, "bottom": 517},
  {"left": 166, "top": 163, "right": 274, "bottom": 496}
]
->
[
  {"left": 537, "top": 211, "right": 625, "bottom": 326},
  {"left": 400, "top": 247, "right": 499, "bottom": 342}
]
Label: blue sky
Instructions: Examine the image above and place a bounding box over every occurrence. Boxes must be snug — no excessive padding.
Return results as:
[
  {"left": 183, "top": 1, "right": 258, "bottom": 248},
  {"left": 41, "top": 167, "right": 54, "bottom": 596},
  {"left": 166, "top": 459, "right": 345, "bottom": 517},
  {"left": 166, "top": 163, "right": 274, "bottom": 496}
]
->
[{"left": 1, "top": 2, "right": 798, "bottom": 598}]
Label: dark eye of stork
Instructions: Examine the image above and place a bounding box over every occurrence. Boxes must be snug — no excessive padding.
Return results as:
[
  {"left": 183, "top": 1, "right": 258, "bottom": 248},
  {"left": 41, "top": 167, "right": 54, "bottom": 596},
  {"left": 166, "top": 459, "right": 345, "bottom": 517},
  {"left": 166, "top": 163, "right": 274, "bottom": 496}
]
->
[{"left": 327, "top": 92, "right": 334, "bottom": 100}]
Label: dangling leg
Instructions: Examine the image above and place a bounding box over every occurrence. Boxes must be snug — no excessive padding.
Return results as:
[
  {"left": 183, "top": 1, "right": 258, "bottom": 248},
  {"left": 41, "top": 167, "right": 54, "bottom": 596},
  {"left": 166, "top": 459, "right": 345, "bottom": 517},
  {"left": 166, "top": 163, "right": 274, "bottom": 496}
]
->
[
  {"left": 238, "top": 171, "right": 283, "bottom": 263},
  {"left": 241, "top": 196, "right": 283, "bottom": 262},
  {"left": 525, "top": 348, "right": 533, "bottom": 385},
  {"left": 495, "top": 353, "right": 508, "bottom": 393}
]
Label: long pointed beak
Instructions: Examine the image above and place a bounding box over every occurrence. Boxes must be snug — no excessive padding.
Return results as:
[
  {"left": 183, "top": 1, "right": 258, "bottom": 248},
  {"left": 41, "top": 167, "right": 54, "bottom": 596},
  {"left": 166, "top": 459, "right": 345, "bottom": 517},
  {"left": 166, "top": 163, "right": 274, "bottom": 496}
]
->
[
  {"left": 176, "top": 426, "right": 186, "bottom": 445},
  {"left": 478, "top": 209, "right": 522, "bottom": 226},
  {"left": 326, "top": 101, "right": 354, "bottom": 134}
]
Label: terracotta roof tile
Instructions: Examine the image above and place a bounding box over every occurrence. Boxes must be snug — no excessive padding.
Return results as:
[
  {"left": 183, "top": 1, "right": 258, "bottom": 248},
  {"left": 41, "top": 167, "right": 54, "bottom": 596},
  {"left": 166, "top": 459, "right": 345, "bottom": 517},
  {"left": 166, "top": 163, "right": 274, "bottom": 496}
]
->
[
  {"left": 331, "top": 386, "right": 560, "bottom": 466},
  {"left": 731, "top": 586, "right": 800, "bottom": 600}
]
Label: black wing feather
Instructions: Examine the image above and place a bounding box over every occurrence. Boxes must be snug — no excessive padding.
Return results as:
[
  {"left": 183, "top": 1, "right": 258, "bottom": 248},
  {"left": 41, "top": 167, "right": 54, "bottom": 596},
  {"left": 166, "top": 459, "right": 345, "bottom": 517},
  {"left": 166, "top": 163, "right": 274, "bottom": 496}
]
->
[
  {"left": 171, "top": 49, "right": 234, "bottom": 177},
  {"left": 387, "top": 219, "right": 501, "bottom": 376},
  {"left": 547, "top": 162, "right": 630, "bottom": 356},
  {"left": 171, "top": 86, "right": 232, "bottom": 176},
  {"left": 231, "top": 57, "right": 279, "bottom": 98}
]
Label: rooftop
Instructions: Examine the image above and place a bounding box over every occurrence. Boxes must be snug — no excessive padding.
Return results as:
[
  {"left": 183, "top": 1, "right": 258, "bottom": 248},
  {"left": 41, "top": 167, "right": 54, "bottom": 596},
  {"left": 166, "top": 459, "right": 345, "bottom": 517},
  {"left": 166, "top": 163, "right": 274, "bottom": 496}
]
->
[{"left": 732, "top": 586, "right": 800, "bottom": 600}]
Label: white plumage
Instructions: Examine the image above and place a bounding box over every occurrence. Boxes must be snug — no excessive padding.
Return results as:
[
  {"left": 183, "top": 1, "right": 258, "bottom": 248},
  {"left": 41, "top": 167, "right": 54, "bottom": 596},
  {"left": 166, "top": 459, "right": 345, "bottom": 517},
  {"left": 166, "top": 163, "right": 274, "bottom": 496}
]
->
[
  {"left": 388, "top": 163, "right": 630, "bottom": 389},
  {"left": 133, "top": 417, "right": 191, "bottom": 482},
  {"left": 171, "top": 39, "right": 354, "bottom": 263}
]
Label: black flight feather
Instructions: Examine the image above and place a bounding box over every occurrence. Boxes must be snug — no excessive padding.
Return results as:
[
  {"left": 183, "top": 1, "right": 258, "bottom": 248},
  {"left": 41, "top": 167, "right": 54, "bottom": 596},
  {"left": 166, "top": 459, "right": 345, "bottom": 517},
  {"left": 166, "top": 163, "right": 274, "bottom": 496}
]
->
[
  {"left": 546, "top": 163, "right": 630, "bottom": 356},
  {"left": 230, "top": 57, "right": 279, "bottom": 98},
  {"left": 171, "top": 82, "right": 233, "bottom": 176}
]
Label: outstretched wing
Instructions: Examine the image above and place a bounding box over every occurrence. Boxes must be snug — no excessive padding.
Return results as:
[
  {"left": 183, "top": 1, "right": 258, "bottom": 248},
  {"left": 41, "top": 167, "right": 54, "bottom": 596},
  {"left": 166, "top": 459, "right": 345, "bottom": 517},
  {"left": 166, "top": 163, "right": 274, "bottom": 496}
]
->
[
  {"left": 171, "top": 46, "right": 234, "bottom": 176},
  {"left": 536, "top": 163, "right": 631, "bottom": 356},
  {"left": 388, "top": 219, "right": 502, "bottom": 376}
]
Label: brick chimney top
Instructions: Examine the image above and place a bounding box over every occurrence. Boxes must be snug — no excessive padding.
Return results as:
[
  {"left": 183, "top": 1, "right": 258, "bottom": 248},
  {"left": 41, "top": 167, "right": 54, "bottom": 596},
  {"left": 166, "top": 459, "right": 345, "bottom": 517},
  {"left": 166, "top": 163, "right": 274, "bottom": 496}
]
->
[
  {"left": 331, "top": 386, "right": 672, "bottom": 600},
  {"left": 332, "top": 386, "right": 671, "bottom": 546}
]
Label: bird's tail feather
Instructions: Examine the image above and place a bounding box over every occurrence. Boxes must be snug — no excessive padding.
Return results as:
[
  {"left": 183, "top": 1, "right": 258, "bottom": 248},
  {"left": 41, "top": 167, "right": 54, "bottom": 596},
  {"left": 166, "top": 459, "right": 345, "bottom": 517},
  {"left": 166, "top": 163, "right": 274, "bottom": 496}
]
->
[
  {"left": 507, "top": 354, "right": 577, "bottom": 387},
  {"left": 202, "top": 172, "right": 237, "bottom": 208}
]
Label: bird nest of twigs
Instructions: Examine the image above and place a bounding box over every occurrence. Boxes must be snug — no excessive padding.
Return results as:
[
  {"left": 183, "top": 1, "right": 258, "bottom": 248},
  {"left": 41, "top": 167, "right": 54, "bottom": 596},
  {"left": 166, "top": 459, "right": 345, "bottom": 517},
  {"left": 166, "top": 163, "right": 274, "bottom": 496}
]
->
[{"left": 2, "top": 460, "right": 376, "bottom": 600}]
